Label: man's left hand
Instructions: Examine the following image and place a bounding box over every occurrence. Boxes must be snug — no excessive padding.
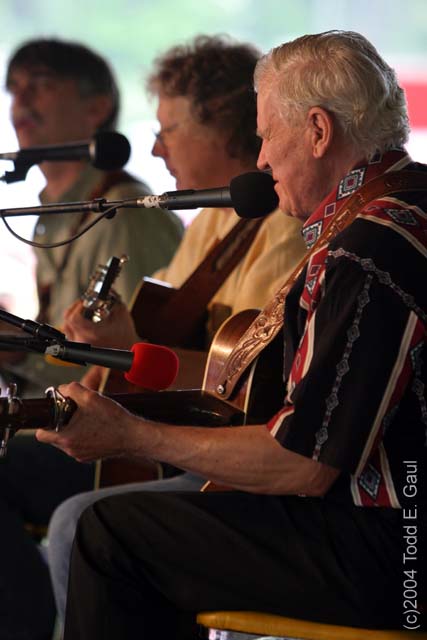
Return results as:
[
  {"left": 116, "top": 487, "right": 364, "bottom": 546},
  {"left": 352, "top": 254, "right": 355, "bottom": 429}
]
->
[{"left": 35, "top": 382, "right": 140, "bottom": 462}]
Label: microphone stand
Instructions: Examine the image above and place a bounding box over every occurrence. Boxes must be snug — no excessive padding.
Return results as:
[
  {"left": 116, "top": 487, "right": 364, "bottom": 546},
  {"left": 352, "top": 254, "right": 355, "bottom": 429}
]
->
[
  {"left": 0, "top": 198, "right": 115, "bottom": 217},
  {"left": 0, "top": 159, "right": 33, "bottom": 184},
  {"left": 0, "top": 308, "right": 133, "bottom": 369},
  {"left": 0, "top": 308, "right": 65, "bottom": 343}
]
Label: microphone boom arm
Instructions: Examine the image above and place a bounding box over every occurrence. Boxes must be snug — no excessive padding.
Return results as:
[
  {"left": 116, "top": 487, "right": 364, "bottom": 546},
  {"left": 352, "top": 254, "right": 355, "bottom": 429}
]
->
[{"left": 0, "top": 198, "right": 111, "bottom": 217}]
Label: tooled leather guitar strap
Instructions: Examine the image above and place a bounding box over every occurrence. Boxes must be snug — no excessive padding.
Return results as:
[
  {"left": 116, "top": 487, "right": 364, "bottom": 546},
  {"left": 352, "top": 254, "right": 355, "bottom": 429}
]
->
[
  {"left": 213, "top": 170, "right": 427, "bottom": 400},
  {"left": 37, "top": 170, "right": 138, "bottom": 323}
]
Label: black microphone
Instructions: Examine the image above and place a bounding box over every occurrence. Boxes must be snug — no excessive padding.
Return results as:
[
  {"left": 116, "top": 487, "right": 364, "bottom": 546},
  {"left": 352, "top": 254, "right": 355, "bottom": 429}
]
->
[
  {"left": 0, "top": 131, "right": 131, "bottom": 171},
  {"left": 45, "top": 340, "right": 134, "bottom": 370},
  {"left": 131, "top": 171, "right": 279, "bottom": 218}
]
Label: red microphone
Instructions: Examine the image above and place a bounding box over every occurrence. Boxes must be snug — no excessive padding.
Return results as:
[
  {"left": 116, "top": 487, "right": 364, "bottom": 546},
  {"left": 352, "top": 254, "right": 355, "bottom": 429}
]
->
[
  {"left": 124, "top": 343, "right": 179, "bottom": 389},
  {"left": 45, "top": 340, "right": 179, "bottom": 390}
]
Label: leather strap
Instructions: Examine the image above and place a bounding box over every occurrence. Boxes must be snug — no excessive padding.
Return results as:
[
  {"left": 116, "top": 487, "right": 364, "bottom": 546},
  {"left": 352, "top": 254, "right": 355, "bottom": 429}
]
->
[{"left": 214, "top": 170, "right": 427, "bottom": 399}]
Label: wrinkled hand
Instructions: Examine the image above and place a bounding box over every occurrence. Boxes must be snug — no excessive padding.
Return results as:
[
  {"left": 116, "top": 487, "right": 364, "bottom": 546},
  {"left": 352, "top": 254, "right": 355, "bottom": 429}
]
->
[
  {"left": 35, "top": 382, "right": 142, "bottom": 462},
  {"left": 63, "top": 299, "right": 139, "bottom": 350}
]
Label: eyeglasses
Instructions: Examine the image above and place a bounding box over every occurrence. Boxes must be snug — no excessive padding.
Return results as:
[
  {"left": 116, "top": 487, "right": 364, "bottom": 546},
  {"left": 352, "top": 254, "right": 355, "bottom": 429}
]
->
[{"left": 152, "top": 122, "right": 180, "bottom": 146}]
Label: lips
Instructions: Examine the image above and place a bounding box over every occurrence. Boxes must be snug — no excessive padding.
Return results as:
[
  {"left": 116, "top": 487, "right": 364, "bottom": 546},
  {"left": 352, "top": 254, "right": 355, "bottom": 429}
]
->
[
  {"left": 13, "top": 118, "right": 37, "bottom": 132},
  {"left": 12, "top": 109, "right": 42, "bottom": 131}
]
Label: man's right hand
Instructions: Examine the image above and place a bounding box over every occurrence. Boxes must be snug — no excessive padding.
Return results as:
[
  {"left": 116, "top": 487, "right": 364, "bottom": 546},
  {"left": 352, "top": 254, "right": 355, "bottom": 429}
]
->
[{"left": 63, "top": 299, "right": 139, "bottom": 350}]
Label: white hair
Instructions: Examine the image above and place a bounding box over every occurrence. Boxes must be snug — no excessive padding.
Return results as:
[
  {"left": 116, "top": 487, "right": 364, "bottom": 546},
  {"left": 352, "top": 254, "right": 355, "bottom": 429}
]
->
[{"left": 254, "top": 30, "right": 409, "bottom": 159}]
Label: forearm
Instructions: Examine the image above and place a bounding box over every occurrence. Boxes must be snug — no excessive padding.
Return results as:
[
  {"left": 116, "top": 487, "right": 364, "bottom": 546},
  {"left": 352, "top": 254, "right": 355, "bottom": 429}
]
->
[
  {"left": 36, "top": 384, "right": 339, "bottom": 496},
  {"left": 125, "top": 419, "right": 339, "bottom": 495}
]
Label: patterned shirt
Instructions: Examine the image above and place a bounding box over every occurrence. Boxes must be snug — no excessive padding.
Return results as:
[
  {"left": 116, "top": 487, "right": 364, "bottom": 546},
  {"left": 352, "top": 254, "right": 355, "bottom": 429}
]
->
[{"left": 268, "top": 150, "right": 427, "bottom": 508}]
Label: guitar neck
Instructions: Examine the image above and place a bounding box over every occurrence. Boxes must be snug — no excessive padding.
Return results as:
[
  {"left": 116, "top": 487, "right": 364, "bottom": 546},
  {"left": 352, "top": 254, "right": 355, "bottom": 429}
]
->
[{"left": 0, "top": 389, "right": 245, "bottom": 435}]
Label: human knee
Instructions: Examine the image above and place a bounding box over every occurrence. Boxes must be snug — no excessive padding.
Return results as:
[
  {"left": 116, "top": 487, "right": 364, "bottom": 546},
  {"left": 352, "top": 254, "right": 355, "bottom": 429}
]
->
[{"left": 48, "top": 490, "right": 98, "bottom": 547}]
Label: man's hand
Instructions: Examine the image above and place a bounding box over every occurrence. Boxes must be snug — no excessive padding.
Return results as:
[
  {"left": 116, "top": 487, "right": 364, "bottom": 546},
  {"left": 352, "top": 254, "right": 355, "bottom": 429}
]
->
[
  {"left": 63, "top": 299, "right": 139, "bottom": 350},
  {"left": 35, "top": 382, "right": 141, "bottom": 462}
]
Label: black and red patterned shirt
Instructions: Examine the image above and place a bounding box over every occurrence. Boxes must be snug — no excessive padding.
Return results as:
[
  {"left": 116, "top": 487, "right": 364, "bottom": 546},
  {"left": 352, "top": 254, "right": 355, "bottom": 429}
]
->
[{"left": 268, "top": 150, "right": 427, "bottom": 508}]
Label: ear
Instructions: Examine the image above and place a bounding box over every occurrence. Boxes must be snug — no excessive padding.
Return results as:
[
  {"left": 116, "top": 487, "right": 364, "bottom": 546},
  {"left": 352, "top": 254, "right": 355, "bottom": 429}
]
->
[
  {"left": 307, "top": 106, "right": 334, "bottom": 159},
  {"left": 84, "top": 94, "right": 115, "bottom": 132}
]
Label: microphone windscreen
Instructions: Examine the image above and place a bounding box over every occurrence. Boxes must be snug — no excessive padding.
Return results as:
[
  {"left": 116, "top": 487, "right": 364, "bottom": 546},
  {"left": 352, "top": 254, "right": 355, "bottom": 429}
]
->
[
  {"left": 125, "top": 342, "right": 179, "bottom": 390},
  {"left": 92, "top": 131, "right": 131, "bottom": 171},
  {"left": 230, "top": 171, "right": 279, "bottom": 218}
]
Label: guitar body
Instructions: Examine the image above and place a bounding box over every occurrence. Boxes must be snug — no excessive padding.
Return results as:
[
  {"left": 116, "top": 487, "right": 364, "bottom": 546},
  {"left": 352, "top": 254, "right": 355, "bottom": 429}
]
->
[{"left": 130, "top": 277, "right": 207, "bottom": 349}]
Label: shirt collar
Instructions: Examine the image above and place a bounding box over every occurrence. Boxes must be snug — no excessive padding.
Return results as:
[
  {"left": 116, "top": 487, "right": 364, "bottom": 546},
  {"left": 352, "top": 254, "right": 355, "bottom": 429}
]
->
[{"left": 301, "top": 149, "right": 413, "bottom": 248}]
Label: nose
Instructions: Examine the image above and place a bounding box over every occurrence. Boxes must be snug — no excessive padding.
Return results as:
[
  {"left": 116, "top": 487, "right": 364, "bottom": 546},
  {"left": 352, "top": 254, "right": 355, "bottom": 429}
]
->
[
  {"left": 256, "top": 141, "right": 269, "bottom": 172},
  {"left": 151, "top": 137, "right": 166, "bottom": 159},
  {"left": 9, "top": 81, "right": 33, "bottom": 108}
]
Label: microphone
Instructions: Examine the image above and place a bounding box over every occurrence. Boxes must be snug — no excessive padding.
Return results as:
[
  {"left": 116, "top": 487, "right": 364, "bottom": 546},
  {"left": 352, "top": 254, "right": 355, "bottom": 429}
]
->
[
  {"left": 44, "top": 341, "right": 179, "bottom": 390},
  {"left": 132, "top": 170, "right": 279, "bottom": 218},
  {"left": 0, "top": 131, "right": 131, "bottom": 171}
]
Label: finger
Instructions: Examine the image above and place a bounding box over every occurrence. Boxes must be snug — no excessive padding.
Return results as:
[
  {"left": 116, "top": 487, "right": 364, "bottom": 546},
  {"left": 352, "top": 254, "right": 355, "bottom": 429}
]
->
[
  {"left": 63, "top": 299, "right": 83, "bottom": 321},
  {"left": 57, "top": 380, "right": 87, "bottom": 401},
  {"left": 35, "top": 427, "right": 60, "bottom": 444}
]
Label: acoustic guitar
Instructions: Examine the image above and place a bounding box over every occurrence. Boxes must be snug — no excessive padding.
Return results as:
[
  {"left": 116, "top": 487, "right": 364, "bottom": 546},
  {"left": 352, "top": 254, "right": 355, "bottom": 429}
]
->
[{"left": 0, "top": 309, "right": 285, "bottom": 476}]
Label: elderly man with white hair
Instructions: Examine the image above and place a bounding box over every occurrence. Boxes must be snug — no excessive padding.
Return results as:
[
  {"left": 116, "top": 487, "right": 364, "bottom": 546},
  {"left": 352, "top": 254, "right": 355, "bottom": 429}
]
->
[{"left": 38, "top": 30, "right": 426, "bottom": 638}]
